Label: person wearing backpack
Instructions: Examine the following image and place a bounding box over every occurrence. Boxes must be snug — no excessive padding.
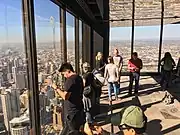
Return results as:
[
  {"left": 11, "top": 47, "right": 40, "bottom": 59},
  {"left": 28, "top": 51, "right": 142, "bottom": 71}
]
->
[
  {"left": 82, "top": 62, "right": 96, "bottom": 124},
  {"left": 160, "top": 52, "right": 176, "bottom": 90}
]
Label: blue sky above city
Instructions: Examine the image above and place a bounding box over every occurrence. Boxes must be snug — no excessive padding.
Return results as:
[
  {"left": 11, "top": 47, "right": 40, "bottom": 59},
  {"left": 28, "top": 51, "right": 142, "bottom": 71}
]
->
[{"left": 0, "top": 0, "right": 180, "bottom": 43}]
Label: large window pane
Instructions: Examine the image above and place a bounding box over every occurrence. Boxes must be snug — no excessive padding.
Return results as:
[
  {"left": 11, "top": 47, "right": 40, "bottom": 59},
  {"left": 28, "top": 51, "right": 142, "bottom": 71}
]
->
[
  {"left": 66, "top": 12, "right": 75, "bottom": 69},
  {"left": 134, "top": 23, "right": 160, "bottom": 72},
  {"left": 110, "top": 25, "right": 132, "bottom": 72},
  {"left": 162, "top": 24, "right": 180, "bottom": 65},
  {"left": 94, "top": 31, "right": 103, "bottom": 67},
  {"left": 0, "top": 1, "right": 30, "bottom": 134},
  {"left": 34, "top": 0, "right": 63, "bottom": 134}
]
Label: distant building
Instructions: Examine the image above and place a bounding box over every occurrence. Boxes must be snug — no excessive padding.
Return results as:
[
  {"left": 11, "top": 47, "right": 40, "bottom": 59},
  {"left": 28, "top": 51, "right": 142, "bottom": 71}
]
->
[
  {"left": 12, "top": 68, "right": 27, "bottom": 89},
  {"left": 39, "top": 93, "right": 48, "bottom": 125},
  {"left": 11, "top": 126, "right": 28, "bottom": 135},
  {"left": 7, "top": 61, "right": 13, "bottom": 74},
  {"left": 1, "top": 89, "right": 20, "bottom": 132},
  {"left": 20, "top": 90, "right": 29, "bottom": 109},
  {"left": 13, "top": 58, "right": 19, "bottom": 68},
  {"left": 10, "top": 115, "right": 30, "bottom": 135}
]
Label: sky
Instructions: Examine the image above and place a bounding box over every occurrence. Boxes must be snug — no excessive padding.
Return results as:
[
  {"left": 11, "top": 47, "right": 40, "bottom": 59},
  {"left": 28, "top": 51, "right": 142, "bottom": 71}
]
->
[{"left": 0, "top": 0, "right": 180, "bottom": 43}]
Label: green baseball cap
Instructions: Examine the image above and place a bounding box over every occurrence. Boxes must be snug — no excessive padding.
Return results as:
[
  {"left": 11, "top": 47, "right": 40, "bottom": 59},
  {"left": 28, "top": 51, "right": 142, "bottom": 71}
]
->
[{"left": 111, "top": 106, "right": 146, "bottom": 128}]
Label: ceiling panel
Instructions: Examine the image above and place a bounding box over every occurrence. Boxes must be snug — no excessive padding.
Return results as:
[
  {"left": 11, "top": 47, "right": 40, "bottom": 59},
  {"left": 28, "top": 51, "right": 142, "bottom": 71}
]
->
[{"left": 110, "top": 0, "right": 180, "bottom": 27}]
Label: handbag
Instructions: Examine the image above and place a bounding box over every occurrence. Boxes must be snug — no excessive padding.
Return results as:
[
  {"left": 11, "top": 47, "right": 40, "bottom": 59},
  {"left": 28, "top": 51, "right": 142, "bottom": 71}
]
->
[{"left": 83, "top": 85, "right": 92, "bottom": 97}]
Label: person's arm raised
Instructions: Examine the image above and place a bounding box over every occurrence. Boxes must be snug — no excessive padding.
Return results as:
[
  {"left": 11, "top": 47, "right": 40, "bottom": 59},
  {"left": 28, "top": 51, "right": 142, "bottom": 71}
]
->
[{"left": 52, "top": 83, "right": 71, "bottom": 100}]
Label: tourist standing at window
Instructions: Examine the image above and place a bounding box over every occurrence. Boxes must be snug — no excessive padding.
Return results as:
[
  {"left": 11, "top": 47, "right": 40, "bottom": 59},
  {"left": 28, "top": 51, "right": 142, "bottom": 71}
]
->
[
  {"left": 128, "top": 52, "right": 143, "bottom": 96},
  {"left": 113, "top": 48, "right": 123, "bottom": 82},
  {"left": 50, "top": 63, "right": 84, "bottom": 135},
  {"left": 104, "top": 56, "right": 119, "bottom": 101},
  {"left": 160, "top": 52, "right": 176, "bottom": 90},
  {"left": 95, "top": 52, "right": 105, "bottom": 75}
]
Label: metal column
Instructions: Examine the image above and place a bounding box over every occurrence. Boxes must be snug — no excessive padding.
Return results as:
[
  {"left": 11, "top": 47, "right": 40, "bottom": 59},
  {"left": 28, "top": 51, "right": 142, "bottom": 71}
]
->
[
  {"left": 22, "top": 0, "right": 40, "bottom": 134},
  {"left": 131, "top": 0, "right": 135, "bottom": 56},
  {"left": 90, "top": 27, "right": 94, "bottom": 69},
  {"left": 60, "top": 8, "right": 67, "bottom": 63},
  {"left": 75, "top": 18, "right": 80, "bottom": 73},
  {"left": 158, "top": 0, "right": 164, "bottom": 72}
]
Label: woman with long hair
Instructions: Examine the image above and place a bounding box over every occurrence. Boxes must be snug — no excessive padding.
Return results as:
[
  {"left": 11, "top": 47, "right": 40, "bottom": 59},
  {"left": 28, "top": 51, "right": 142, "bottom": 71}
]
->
[
  {"left": 104, "top": 56, "right": 120, "bottom": 101},
  {"left": 95, "top": 52, "right": 105, "bottom": 75},
  {"left": 160, "top": 52, "right": 176, "bottom": 89}
]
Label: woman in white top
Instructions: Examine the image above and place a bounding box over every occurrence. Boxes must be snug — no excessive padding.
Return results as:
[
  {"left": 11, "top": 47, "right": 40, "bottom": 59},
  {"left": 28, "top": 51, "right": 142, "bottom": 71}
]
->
[{"left": 104, "top": 56, "right": 119, "bottom": 101}]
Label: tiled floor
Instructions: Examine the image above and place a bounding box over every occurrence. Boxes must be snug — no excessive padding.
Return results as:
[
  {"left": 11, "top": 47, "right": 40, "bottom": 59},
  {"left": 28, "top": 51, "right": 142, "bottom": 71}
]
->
[{"left": 96, "top": 76, "right": 180, "bottom": 135}]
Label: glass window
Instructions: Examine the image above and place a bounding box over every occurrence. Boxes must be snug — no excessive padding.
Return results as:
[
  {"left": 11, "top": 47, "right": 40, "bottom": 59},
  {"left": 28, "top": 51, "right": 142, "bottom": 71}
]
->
[
  {"left": 94, "top": 31, "right": 103, "bottom": 67},
  {"left": 110, "top": 25, "right": 132, "bottom": 72},
  {"left": 0, "top": 1, "right": 30, "bottom": 134},
  {"left": 162, "top": 24, "right": 180, "bottom": 65},
  {"left": 134, "top": 23, "right": 160, "bottom": 72},
  {"left": 34, "top": 0, "right": 63, "bottom": 134},
  {"left": 66, "top": 12, "right": 75, "bottom": 70}
]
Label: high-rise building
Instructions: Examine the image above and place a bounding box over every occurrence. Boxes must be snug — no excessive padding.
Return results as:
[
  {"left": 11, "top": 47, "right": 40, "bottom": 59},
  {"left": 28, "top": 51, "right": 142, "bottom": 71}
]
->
[
  {"left": 10, "top": 115, "right": 30, "bottom": 135},
  {"left": 7, "top": 60, "right": 13, "bottom": 73},
  {"left": 1, "top": 91, "right": 12, "bottom": 132},
  {"left": 39, "top": 93, "right": 47, "bottom": 125},
  {"left": 11, "top": 126, "right": 28, "bottom": 135},
  {"left": 13, "top": 58, "right": 19, "bottom": 68},
  {"left": 1, "top": 89, "right": 20, "bottom": 132},
  {"left": 12, "top": 67, "right": 18, "bottom": 84},
  {"left": 20, "top": 90, "right": 29, "bottom": 109},
  {"left": 14, "top": 73, "right": 27, "bottom": 89}
]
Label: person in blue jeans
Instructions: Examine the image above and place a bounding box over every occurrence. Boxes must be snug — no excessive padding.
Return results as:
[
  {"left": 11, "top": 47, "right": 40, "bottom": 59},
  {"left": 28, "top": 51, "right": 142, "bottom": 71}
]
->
[
  {"left": 128, "top": 52, "right": 143, "bottom": 96},
  {"left": 104, "top": 56, "right": 120, "bottom": 101}
]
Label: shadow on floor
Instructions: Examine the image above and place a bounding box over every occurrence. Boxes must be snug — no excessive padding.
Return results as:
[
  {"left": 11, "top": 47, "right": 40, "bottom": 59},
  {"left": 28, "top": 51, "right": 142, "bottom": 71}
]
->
[
  {"left": 100, "top": 83, "right": 162, "bottom": 100},
  {"left": 162, "top": 123, "right": 180, "bottom": 135},
  {"left": 146, "top": 119, "right": 163, "bottom": 135},
  {"left": 152, "top": 75, "right": 180, "bottom": 102}
]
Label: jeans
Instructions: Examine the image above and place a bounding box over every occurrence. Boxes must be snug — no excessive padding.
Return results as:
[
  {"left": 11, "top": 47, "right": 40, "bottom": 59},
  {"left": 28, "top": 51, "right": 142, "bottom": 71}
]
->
[
  {"left": 60, "top": 111, "right": 84, "bottom": 135},
  {"left": 160, "top": 70, "right": 171, "bottom": 89},
  {"left": 129, "top": 72, "right": 140, "bottom": 94},
  {"left": 108, "top": 82, "right": 119, "bottom": 100}
]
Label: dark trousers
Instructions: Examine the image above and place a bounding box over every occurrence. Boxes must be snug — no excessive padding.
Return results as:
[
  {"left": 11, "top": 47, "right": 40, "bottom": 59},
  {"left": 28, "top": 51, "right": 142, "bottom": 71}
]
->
[
  {"left": 160, "top": 70, "right": 171, "bottom": 89},
  {"left": 60, "top": 111, "right": 84, "bottom": 135},
  {"left": 129, "top": 72, "right": 140, "bottom": 94}
]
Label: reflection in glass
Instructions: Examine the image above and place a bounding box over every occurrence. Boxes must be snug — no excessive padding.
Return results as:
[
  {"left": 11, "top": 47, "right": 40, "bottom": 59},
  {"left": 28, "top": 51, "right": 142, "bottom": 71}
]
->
[
  {"left": 0, "top": 1, "right": 30, "bottom": 134},
  {"left": 34, "top": 0, "right": 63, "bottom": 134},
  {"left": 66, "top": 12, "right": 75, "bottom": 69},
  {"left": 134, "top": 24, "right": 160, "bottom": 72}
]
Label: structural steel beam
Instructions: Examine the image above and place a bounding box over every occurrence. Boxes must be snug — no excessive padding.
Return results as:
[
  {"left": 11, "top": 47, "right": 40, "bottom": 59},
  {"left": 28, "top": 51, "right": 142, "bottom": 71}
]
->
[
  {"left": 158, "top": 0, "right": 164, "bottom": 72},
  {"left": 75, "top": 18, "right": 80, "bottom": 73},
  {"left": 60, "top": 8, "right": 67, "bottom": 63},
  {"left": 131, "top": 0, "right": 135, "bottom": 55}
]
